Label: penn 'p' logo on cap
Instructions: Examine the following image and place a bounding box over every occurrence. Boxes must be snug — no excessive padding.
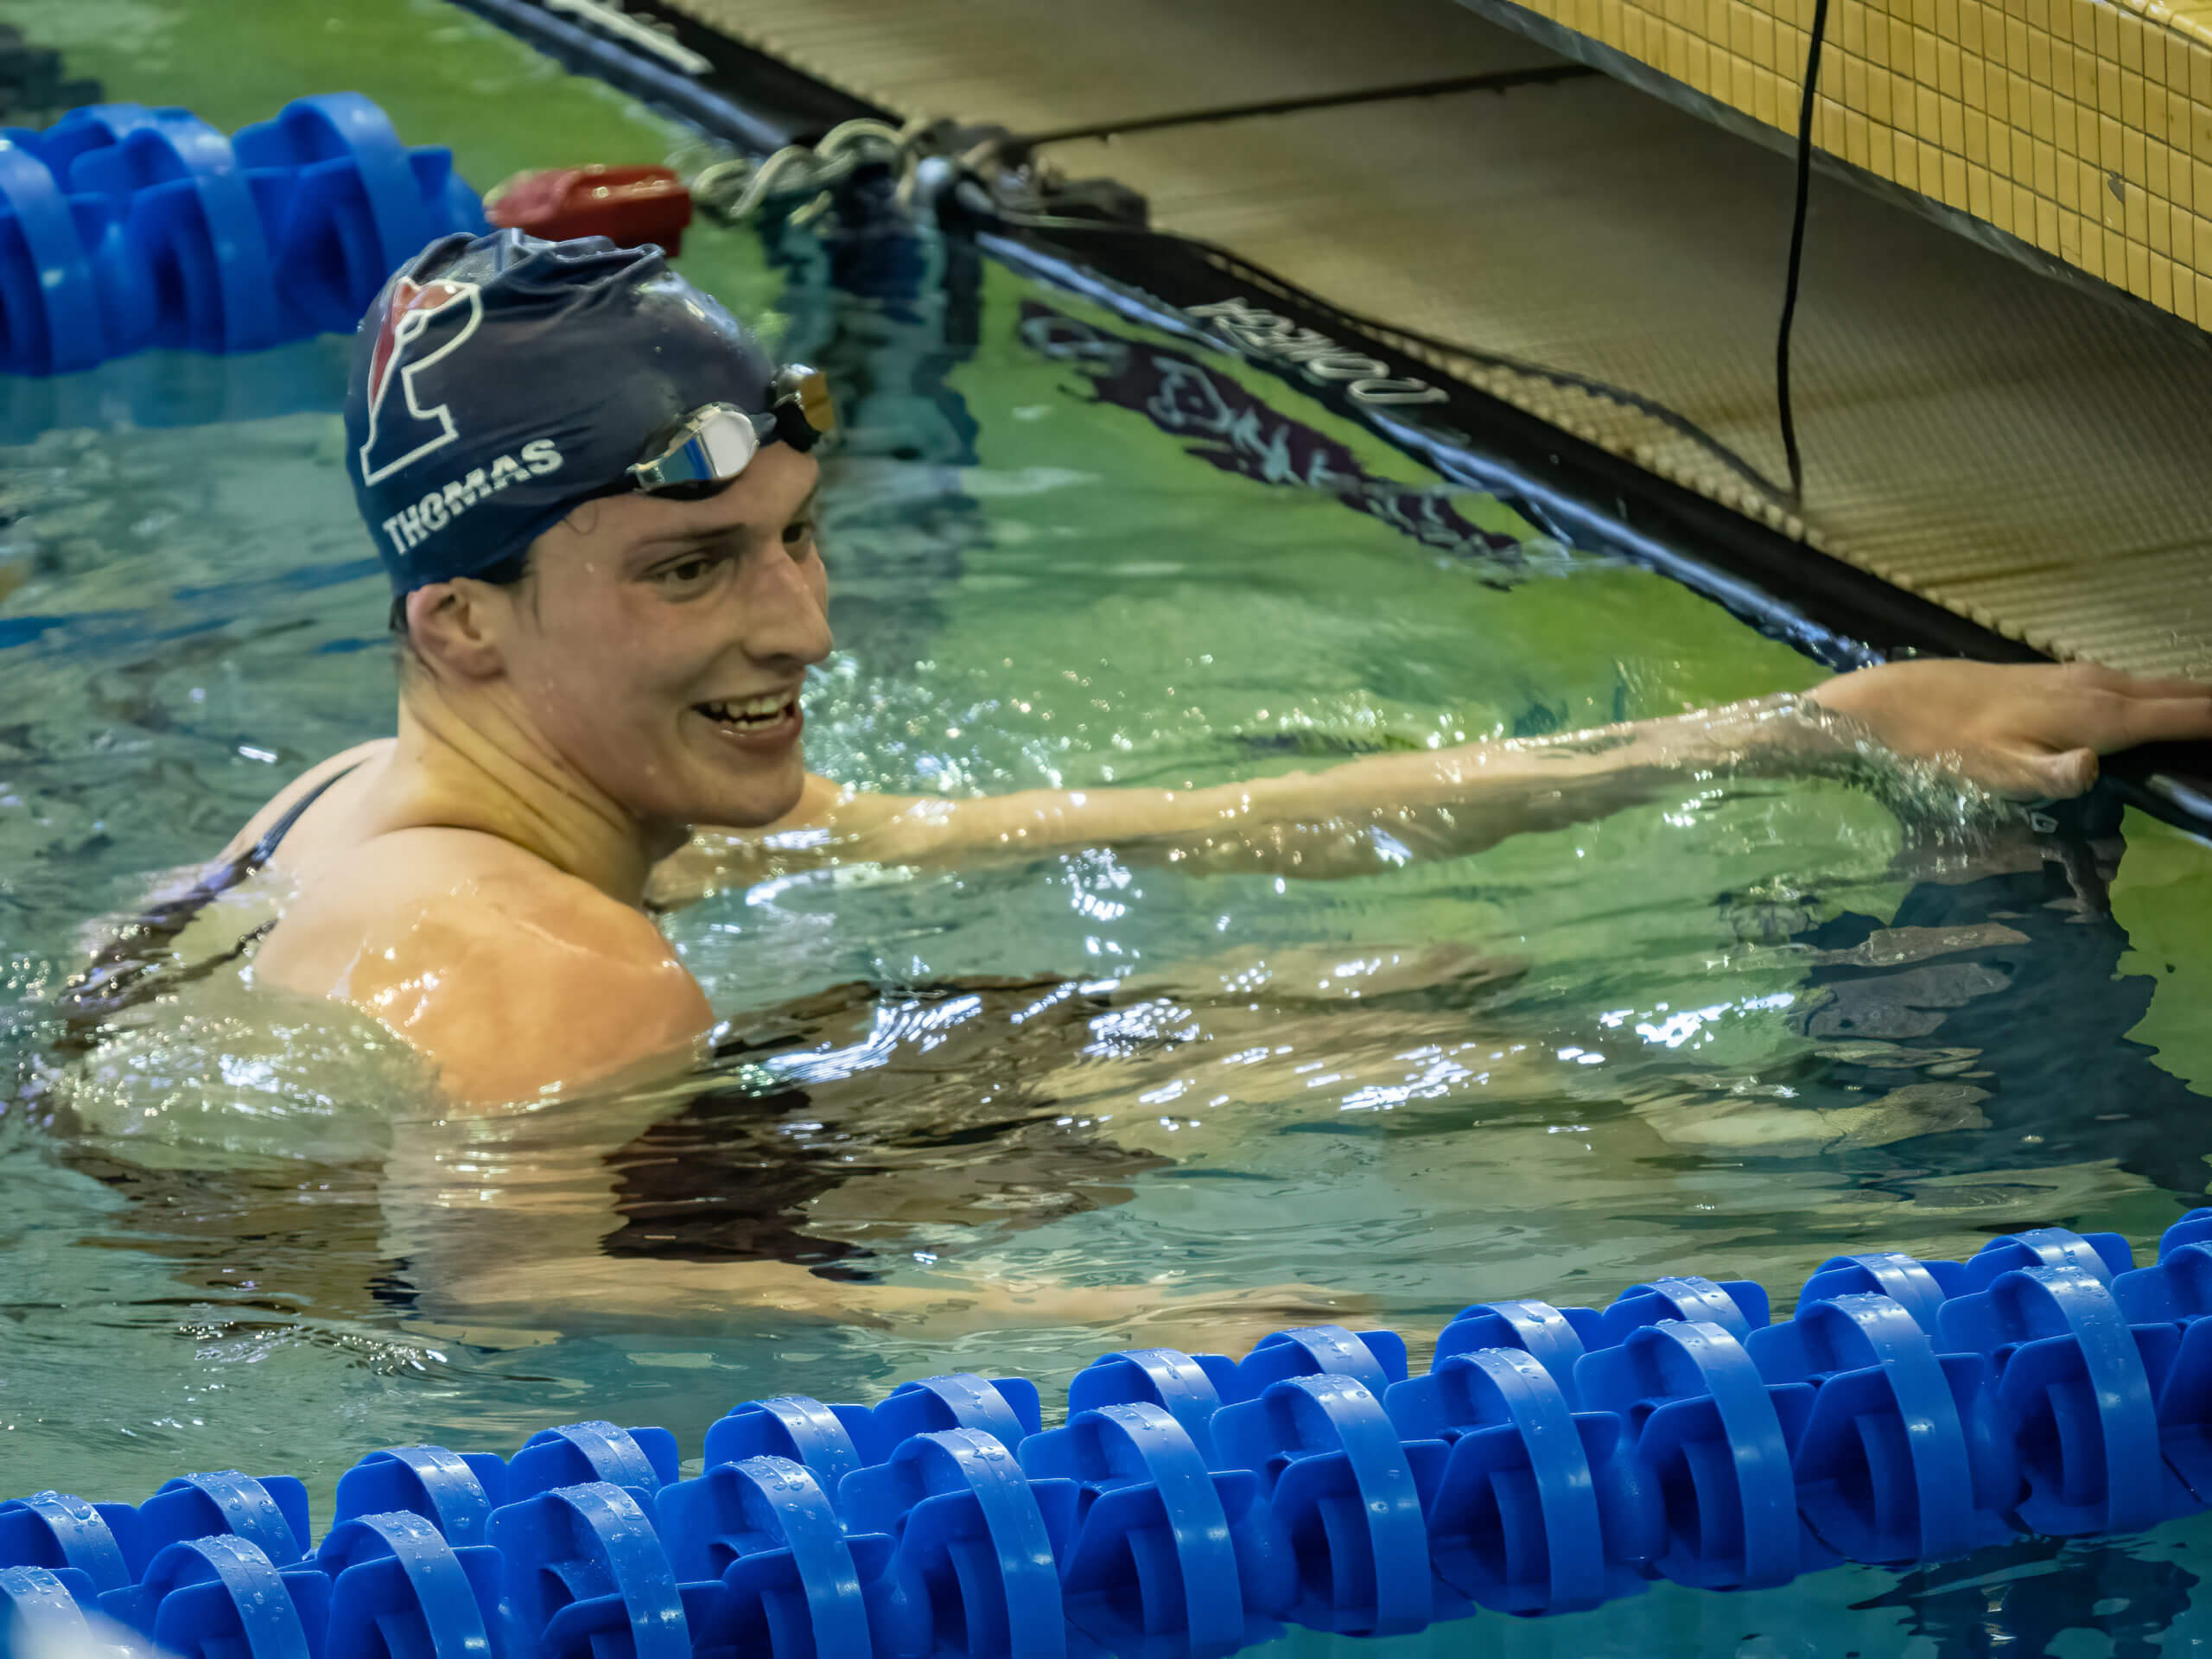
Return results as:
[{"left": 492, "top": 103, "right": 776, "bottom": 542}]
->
[{"left": 357, "top": 277, "right": 485, "bottom": 488}]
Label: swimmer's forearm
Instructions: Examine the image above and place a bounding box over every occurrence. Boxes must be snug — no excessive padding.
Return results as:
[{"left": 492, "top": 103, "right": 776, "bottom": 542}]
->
[{"left": 668, "top": 694, "right": 1874, "bottom": 887}]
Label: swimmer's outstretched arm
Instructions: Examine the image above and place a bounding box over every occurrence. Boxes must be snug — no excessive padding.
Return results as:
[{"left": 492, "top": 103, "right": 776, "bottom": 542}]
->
[{"left": 655, "top": 660, "right": 2212, "bottom": 900}]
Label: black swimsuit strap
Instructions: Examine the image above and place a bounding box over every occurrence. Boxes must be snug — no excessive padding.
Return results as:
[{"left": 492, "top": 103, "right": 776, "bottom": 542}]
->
[{"left": 53, "top": 760, "right": 363, "bottom": 1029}]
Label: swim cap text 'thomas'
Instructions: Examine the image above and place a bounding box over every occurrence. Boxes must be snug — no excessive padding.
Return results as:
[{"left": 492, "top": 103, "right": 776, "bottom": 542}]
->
[{"left": 343, "top": 228, "right": 780, "bottom": 594}]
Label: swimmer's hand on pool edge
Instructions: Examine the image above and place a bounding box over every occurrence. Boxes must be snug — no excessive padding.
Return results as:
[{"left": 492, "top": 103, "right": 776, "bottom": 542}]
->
[
  {"left": 657, "top": 658, "right": 2212, "bottom": 902},
  {"left": 1802, "top": 658, "right": 2212, "bottom": 801}
]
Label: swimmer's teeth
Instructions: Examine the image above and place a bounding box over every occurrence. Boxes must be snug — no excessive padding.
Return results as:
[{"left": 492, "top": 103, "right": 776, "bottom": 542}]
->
[{"left": 699, "top": 695, "right": 789, "bottom": 725}]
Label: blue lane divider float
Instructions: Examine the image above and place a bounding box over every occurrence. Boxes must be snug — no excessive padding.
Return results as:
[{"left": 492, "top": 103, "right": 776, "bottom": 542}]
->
[
  {"left": 18, "top": 1216, "right": 2212, "bottom": 1659},
  {"left": 0, "top": 92, "right": 484, "bottom": 376}
]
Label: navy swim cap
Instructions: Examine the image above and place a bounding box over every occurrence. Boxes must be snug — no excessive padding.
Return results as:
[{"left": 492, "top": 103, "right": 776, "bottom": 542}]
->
[{"left": 344, "top": 228, "right": 779, "bottom": 594}]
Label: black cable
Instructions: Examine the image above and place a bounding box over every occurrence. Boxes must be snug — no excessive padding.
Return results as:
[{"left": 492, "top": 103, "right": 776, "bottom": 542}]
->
[
  {"left": 1011, "top": 66, "right": 1599, "bottom": 148},
  {"left": 1777, "top": 0, "right": 1834, "bottom": 511}
]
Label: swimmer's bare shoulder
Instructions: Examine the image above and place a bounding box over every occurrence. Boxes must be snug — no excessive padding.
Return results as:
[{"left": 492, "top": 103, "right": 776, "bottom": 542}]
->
[{"left": 255, "top": 816, "right": 710, "bottom": 1108}]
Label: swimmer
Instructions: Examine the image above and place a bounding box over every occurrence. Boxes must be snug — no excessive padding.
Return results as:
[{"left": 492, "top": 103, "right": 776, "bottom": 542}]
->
[{"left": 71, "top": 227, "right": 2212, "bottom": 1115}]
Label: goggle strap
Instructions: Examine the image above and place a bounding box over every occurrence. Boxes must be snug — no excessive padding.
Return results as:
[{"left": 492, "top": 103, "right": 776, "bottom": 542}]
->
[{"left": 772, "top": 399, "right": 823, "bottom": 454}]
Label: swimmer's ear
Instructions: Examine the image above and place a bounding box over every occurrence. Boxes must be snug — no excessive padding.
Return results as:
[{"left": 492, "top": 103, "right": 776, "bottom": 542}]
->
[{"left": 403, "top": 582, "right": 509, "bottom": 681}]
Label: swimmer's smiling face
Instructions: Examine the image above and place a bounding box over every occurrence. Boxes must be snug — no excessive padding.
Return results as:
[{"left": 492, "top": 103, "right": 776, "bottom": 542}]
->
[{"left": 502, "top": 442, "right": 830, "bottom": 831}]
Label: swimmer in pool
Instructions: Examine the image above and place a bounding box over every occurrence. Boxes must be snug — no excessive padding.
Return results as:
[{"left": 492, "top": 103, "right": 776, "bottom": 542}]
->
[{"left": 76, "top": 227, "right": 2212, "bottom": 1113}]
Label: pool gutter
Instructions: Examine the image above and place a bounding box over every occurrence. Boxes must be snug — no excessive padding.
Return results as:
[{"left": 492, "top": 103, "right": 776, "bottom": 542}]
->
[{"left": 444, "top": 0, "right": 2212, "bottom": 838}]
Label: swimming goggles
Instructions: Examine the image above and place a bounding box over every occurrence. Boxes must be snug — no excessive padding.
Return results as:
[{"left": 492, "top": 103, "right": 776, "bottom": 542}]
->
[{"left": 626, "top": 365, "right": 836, "bottom": 499}]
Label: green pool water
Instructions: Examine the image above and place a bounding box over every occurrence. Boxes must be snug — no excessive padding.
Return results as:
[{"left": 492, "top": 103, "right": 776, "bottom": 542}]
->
[{"left": 10, "top": 3, "right": 2212, "bottom": 1653}]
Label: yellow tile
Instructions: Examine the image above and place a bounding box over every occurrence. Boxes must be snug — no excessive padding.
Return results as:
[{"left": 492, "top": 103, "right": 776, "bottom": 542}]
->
[
  {"left": 1942, "top": 92, "right": 1968, "bottom": 149},
  {"left": 2078, "top": 42, "right": 2105, "bottom": 102},
  {"left": 2153, "top": 191, "right": 2177, "bottom": 249},
  {"left": 1870, "top": 120, "right": 1897, "bottom": 170},
  {"left": 2129, "top": 240, "right": 2154, "bottom": 296},
  {"left": 2066, "top": 207, "right": 2092, "bottom": 266},
  {"left": 2135, "top": 70, "right": 2159, "bottom": 135},
  {"left": 1841, "top": 51, "right": 1865, "bottom": 107},
  {"left": 1992, "top": 169, "right": 2018, "bottom": 227},
  {"left": 1917, "top": 0, "right": 1941, "bottom": 30},
  {"left": 2095, "top": 57, "right": 2120, "bottom": 118},
  {"left": 2037, "top": 133, "right": 2061, "bottom": 192},
  {"left": 2027, "top": 77, "right": 2051, "bottom": 135},
  {"left": 2101, "top": 111, "right": 2125, "bottom": 166},
  {"left": 2178, "top": 264, "right": 2200, "bottom": 321},
  {"left": 1987, "top": 60, "right": 2011, "bottom": 116},
  {"left": 2029, "top": 26, "right": 2051, "bottom": 84},
  {"left": 1945, "top": 149, "right": 1971, "bottom": 200},
  {"left": 2029, "top": 0, "right": 2052, "bottom": 33},
  {"left": 2059, "top": 144, "right": 2082, "bottom": 201},
  {"left": 1896, "top": 130, "right": 1923, "bottom": 186},
  {"left": 2196, "top": 38, "right": 2212, "bottom": 102},
  {"left": 1918, "top": 80, "right": 1943, "bottom": 132},
  {"left": 1988, "top": 119, "right": 2012, "bottom": 170},
  {"left": 2007, "top": 16, "right": 2031, "bottom": 73},
  {"left": 1624, "top": 8, "right": 1646, "bottom": 55},
  {"left": 2107, "top": 225, "right": 2130, "bottom": 276},
  {"left": 2125, "top": 123, "right": 2149, "bottom": 183},
  {"left": 1752, "top": 62, "right": 1778, "bottom": 122},
  {"left": 2081, "top": 100, "right": 2103, "bottom": 155},
  {"left": 1751, "top": 10, "right": 1775, "bottom": 65},
  {"left": 1871, "top": 60, "right": 1897, "bottom": 118},
  {"left": 2152, "top": 137, "right": 2174, "bottom": 196},
  {"left": 2125, "top": 10, "right": 2150, "bottom": 72},
  {"left": 2153, "top": 250, "right": 2175, "bottom": 308},
  {"left": 2015, "top": 177, "right": 2039, "bottom": 228},
  {"left": 2196, "top": 210, "right": 2212, "bottom": 268},
  {"left": 1849, "top": 106, "right": 1874, "bottom": 163},
  {"left": 2196, "top": 154, "right": 2212, "bottom": 207},
  {"left": 1910, "top": 25, "right": 1936, "bottom": 84},
  {"left": 1961, "top": 0, "right": 1986, "bottom": 54},
  {"left": 2094, "top": 2, "right": 2120, "bottom": 58},
  {"left": 1967, "top": 105, "right": 1991, "bottom": 159},
  {"left": 2128, "top": 175, "right": 2152, "bottom": 238},
  {"left": 2037, "top": 192, "right": 2063, "bottom": 245},
  {"left": 1969, "top": 161, "right": 1994, "bottom": 217},
  {"left": 1940, "top": 38, "right": 1963, "bottom": 97},
  {"left": 2195, "top": 270, "right": 2212, "bottom": 321},
  {"left": 2169, "top": 87, "right": 2192, "bottom": 145},
  {"left": 2057, "top": 0, "right": 2083, "bottom": 41}
]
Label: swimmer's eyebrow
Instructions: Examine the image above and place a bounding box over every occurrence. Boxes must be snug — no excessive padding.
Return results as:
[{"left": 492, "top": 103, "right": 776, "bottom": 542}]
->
[{"left": 631, "top": 486, "right": 821, "bottom": 557}]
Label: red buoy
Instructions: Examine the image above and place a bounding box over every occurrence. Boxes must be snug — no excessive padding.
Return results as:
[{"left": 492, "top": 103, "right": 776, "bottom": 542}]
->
[{"left": 486, "top": 164, "right": 694, "bottom": 255}]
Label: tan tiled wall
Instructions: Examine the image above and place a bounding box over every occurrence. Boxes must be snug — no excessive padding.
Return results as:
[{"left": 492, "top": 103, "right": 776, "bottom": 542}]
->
[{"left": 1537, "top": 0, "right": 2212, "bottom": 322}]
